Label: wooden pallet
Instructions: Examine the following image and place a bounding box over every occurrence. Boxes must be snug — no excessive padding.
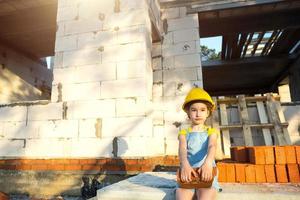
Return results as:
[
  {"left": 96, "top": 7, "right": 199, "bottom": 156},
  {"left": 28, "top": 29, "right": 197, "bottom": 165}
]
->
[{"left": 211, "top": 94, "right": 291, "bottom": 159}]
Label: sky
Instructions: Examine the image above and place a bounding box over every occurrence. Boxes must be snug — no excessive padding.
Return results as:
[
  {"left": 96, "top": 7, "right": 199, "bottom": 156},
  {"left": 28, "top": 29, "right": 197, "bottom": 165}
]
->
[{"left": 200, "top": 36, "right": 222, "bottom": 53}]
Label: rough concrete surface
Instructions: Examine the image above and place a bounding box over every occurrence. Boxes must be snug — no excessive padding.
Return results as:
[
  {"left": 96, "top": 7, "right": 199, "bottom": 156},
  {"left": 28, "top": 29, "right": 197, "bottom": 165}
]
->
[
  {"left": 0, "top": 170, "right": 131, "bottom": 198},
  {"left": 96, "top": 172, "right": 300, "bottom": 200}
]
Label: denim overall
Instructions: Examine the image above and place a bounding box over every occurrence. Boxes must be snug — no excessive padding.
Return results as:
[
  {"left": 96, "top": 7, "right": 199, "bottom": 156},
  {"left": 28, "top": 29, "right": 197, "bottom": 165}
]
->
[{"left": 184, "top": 129, "right": 222, "bottom": 192}]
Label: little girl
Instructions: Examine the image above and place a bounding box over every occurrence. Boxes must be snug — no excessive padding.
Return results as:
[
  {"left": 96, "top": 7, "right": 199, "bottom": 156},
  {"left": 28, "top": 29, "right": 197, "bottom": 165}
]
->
[{"left": 176, "top": 88, "right": 221, "bottom": 200}]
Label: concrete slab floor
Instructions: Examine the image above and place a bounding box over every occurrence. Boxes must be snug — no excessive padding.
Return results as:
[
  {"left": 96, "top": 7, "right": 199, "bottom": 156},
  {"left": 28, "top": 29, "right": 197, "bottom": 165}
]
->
[{"left": 96, "top": 172, "right": 300, "bottom": 200}]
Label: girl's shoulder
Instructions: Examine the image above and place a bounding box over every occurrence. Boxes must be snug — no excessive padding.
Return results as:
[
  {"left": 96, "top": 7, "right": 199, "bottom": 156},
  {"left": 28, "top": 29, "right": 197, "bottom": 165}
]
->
[
  {"left": 178, "top": 125, "right": 220, "bottom": 136},
  {"left": 206, "top": 126, "right": 220, "bottom": 136},
  {"left": 178, "top": 126, "right": 192, "bottom": 136}
]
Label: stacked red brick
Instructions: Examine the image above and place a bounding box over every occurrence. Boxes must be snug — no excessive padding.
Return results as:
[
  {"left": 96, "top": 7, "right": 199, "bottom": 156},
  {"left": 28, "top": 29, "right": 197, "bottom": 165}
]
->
[
  {"left": 0, "top": 156, "right": 179, "bottom": 173},
  {"left": 217, "top": 146, "right": 300, "bottom": 183}
]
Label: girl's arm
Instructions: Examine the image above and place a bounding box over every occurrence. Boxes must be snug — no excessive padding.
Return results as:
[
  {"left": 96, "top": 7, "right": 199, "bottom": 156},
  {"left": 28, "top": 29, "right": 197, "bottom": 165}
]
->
[
  {"left": 199, "top": 132, "right": 218, "bottom": 181},
  {"left": 178, "top": 134, "right": 197, "bottom": 182}
]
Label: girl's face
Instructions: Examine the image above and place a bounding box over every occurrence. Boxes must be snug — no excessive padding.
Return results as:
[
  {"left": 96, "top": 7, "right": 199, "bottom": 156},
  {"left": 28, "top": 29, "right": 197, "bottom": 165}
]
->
[{"left": 188, "top": 102, "right": 209, "bottom": 125}]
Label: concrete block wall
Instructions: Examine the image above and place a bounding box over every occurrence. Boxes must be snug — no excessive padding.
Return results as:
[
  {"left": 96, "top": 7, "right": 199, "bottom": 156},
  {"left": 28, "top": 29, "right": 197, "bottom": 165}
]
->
[
  {"left": 0, "top": 0, "right": 163, "bottom": 158},
  {"left": 51, "top": 0, "right": 157, "bottom": 157},
  {"left": 152, "top": 6, "right": 202, "bottom": 155},
  {"left": 0, "top": 44, "right": 53, "bottom": 103}
]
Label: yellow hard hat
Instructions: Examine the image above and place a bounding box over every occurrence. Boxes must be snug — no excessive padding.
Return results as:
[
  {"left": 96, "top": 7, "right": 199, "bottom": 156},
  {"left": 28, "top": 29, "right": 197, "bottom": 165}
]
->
[{"left": 182, "top": 88, "right": 215, "bottom": 113}]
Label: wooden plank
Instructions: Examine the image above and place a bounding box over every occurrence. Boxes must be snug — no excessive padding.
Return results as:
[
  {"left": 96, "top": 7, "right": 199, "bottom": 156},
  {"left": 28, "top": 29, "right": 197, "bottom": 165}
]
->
[
  {"left": 230, "top": 34, "right": 239, "bottom": 59},
  {"left": 211, "top": 97, "right": 224, "bottom": 160},
  {"left": 219, "top": 122, "right": 288, "bottom": 129},
  {"left": 274, "top": 100, "right": 292, "bottom": 144},
  {"left": 256, "top": 101, "right": 273, "bottom": 145},
  {"left": 221, "top": 35, "right": 228, "bottom": 60},
  {"left": 234, "top": 33, "right": 248, "bottom": 58},
  {"left": 251, "top": 32, "right": 265, "bottom": 56},
  {"left": 217, "top": 95, "right": 280, "bottom": 104},
  {"left": 238, "top": 95, "right": 253, "bottom": 146},
  {"left": 265, "top": 93, "right": 287, "bottom": 145},
  {"left": 219, "top": 102, "right": 231, "bottom": 157},
  {"left": 242, "top": 33, "right": 253, "bottom": 57},
  {"left": 261, "top": 30, "right": 278, "bottom": 56}
]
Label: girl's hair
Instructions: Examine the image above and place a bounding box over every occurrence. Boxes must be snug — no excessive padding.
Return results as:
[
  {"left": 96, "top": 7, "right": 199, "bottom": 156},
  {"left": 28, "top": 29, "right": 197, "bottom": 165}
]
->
[{"left": 183, "top": 100, "right": 213, "bottom": 115}]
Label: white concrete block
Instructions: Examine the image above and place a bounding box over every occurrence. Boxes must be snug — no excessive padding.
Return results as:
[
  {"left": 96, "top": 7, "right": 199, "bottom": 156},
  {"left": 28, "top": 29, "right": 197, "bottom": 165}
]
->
[
  {"left": 120, "top": 0, "right": 146, "bottom": 11},
  {"left": 58, "top": 0, "right": 80, "bottom": 8},
  {"left": 197, "top": 68, "right": 203, "bottom": 81},
  {"left": 163, "top": 68, "right": 198, "bottom": 82},
  {"left": 2, "top": 122, "right": 31, "bottom": 139},
  {"left": 102, "top": 42, "right": 147, "bottom": 64},
  {"left": 27, "top": 103, "right": 63, "bottom": 121},
  {"left": 153, "top": 70, "right": 163, "bottom": 83},
  {"left": 175, "top": 81, "right": 203, "bottom": 96},
  {"left": 57, "top": 6, "right": 78, "bottom": 22},
  {"left": 53, "top": 67, "right": 74, "bottom": 84},
  {"left": 68, "top": 99, "right": 116, "bottom": 119},
  {"left": 101, "top": 78, "right": 148, "bottom": 98},
  {"left": 163, "top": 81, "right": 176, "bottom": 97},
  {"left": 117, "top": 26, "right": 146, "bottom": 44},
  {"left": 152, "top": 43, "right": 162, "bottom": 57},
  {"left": 78, "top": 0, "right": 114, "bottom": 19},
  {"left": 53, "top": 52, "right": 63, "bottom": 68},
  {"left": 56, "top": 22, "right": 65, "bottom": 37},
  {"left": 25, "top": 138, "right": 69, "bottom": 158},
  {"left": 63, "top": 48, "right": 101, "bottom": 67},
  {"left": 77, "top": 63, "right": 116, "bottom": 82},
  {"left": 35, "top": 120, "right": 78, "bottom": 138},
  {"left": 162, "top": 32, "right": 173, "bottom": 44},
  {"left": 161, "top": 8, "right": 180, "bottom": 19},
  {"left": 164, "top": 112, "right": 186, "bottom": 129},
  {"left": 78, "top": 118, "right": 102, "bottom": 138},
  {"left": 102, "top": 117, "right": 152, "bottom": 138},
  {"left": 179, "top": 7, "right": 187, "bottom": 17},
  {"left": 173, "top": 29, "right": 199, "bottom": 43},
  {"left": 117, "top": 42, "right": 147, "bottom": 61},
  {"left": 116, "top": 97, "right": 148, "bottom": 117},
  {"left": 278, "top": 84, "right": 291, "bottom": 103},
  {"left": 59, "top": 82, "right": 101, "bottom": 101},
  {"left": 162, "top": 41, "right": 197, "bottom": 57},
  {"left": 167, "top": 15, "right": 199, "bottom": 32},
  {"left": 165, "top": 139, "right": 178, "bottom": 155},
  {"left": 162, "top": 56, "right": 174, "bottom": 69},
  {"left": 153, "top": 83, "right": 163, "bottom": 97},
  {"left": 70, "top": 138, "right": 113, "bottom": 157},
  {"left": 65, "top": 19, "right": 102, "bottom": 35},
  {"left": 152, "top": 57, "right": 162, "bottom": 70},
  {"left": 0, "top": 139, "right": 25, "bottom": 157},
  {"left": 0, "top": 106, "right": 27, "bottom": 122},
  {"left": 153, "top": 125, "right": 164, "bottom": 138},
  {"left": 283, "top": 105, "right": 300, "bottom": 137},
  {"left": 117, "top": 137, "right": 164, "bottom": 157},
  {"left": 151, "top": 111, "right": 164, "bottom": 126},
  {"left": 77, "top": 31, "right": 116, "bottom": 49},
  {"left": 174, "top": 53, "right": 201, "bottom": 68},
  {"left": 0, "top": 122, "right": 4, "bottom": 138},
  {"left": 163, "top": 96, "right": 185, "bottom": 112},
  {"left": 103, "top": 9, "right": 147, "bottom": 30},
  {"left": 164, "top": 124, "right": 179, "bottom": 139},
  {"left": 116, "top": 60, "right": 146, "bottom": 79},
  {"left": 101, "top": 45, "right": 118, "bottom": 63}
]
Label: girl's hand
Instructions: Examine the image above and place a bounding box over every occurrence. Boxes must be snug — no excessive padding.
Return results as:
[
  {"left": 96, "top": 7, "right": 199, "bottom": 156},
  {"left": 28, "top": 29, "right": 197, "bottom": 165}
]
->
[
  {"left": 198, "top": 161, "right": 213, "bottom": 182},
  {"left": 180, "top": 163, "right": 197, "bottom": 182}
]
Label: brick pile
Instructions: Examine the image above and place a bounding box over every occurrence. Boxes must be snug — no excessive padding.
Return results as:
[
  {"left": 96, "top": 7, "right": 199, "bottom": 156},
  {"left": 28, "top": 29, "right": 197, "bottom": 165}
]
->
[{"left": 217, "top": 145, "right": 300, "bottom": 183}]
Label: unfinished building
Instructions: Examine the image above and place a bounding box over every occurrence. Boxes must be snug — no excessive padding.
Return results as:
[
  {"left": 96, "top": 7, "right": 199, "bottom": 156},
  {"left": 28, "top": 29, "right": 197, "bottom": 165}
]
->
[{"left": 0, "top": 0, "right": 299, "bottom": 196}]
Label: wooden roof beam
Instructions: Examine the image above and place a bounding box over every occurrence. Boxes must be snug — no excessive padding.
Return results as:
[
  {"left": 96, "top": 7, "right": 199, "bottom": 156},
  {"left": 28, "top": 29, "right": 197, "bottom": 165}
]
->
[
  {"left": 199, "top": 10, "right": 300, "bottom": 37},
  {"left": 251, "top": 32, "right": 265, "bottom": 56}
]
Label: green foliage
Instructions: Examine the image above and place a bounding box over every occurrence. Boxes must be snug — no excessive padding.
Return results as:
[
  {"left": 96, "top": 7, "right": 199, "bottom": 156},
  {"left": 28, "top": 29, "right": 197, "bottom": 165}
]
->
[{"left": 200, "top": 45, "right": 221, "bottom": 61}]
